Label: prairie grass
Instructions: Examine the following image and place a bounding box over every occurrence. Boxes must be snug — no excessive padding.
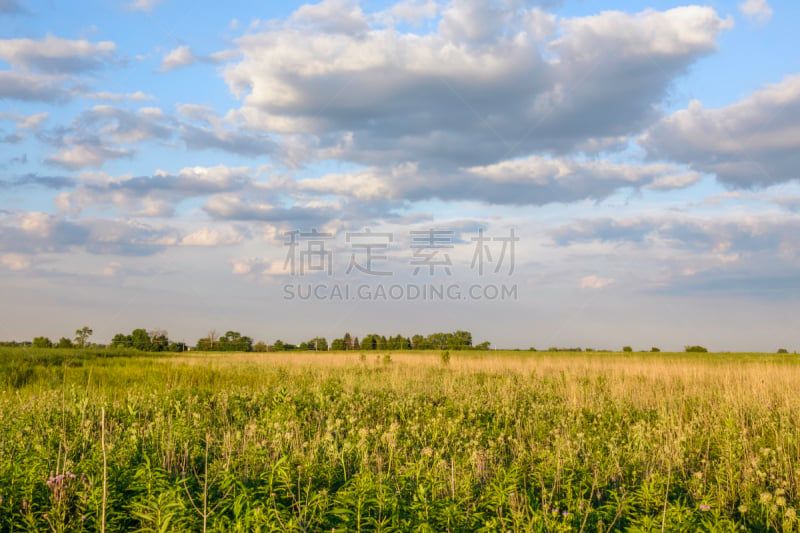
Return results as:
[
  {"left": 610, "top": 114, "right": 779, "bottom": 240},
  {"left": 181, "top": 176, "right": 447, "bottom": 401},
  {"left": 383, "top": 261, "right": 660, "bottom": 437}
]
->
[{"left": 1, "top": 347, "right": 799, "bottom": 531}]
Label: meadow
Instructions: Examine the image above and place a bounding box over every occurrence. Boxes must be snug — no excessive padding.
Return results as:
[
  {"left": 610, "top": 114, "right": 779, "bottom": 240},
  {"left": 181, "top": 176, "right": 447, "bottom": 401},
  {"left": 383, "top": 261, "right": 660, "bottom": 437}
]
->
[{"left": 1, "top": 347, "right": 799, "bottom": 532}]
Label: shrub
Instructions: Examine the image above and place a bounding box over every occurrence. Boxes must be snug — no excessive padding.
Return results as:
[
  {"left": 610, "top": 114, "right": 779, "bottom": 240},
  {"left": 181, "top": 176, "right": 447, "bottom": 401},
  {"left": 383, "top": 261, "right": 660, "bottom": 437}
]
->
[
  {"left": 685, "top": 345, "right": 708, "bottom": 353},
  {"left": 440, "top": 350, "right": 451, "bottom": 365},
  {"left": 651, "top": 347, "right": 660, "bottom": 352},
  {"left": 622, "top": 346, "right": 633, "bottom": 352},
  {"left": 777, "top": 348, "right": 789, "bottom": 354}
]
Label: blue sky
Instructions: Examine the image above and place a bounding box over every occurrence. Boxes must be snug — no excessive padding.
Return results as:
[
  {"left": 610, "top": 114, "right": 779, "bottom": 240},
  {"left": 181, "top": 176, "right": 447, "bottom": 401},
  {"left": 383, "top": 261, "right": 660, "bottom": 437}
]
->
[{"left": 2, "top": 0, "right": 800, "bottom": 351}]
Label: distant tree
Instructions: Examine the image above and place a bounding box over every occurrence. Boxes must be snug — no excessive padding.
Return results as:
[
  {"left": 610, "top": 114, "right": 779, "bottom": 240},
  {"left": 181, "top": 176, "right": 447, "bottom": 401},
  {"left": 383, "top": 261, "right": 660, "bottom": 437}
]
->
[
  {"left": 315, "top": 337, "right": 328, "bottom": 351},
  {"left": 352, "top": 337, "right": 360, "bottom": 350},
  {"left": 684, "top": 345, "right": 708, "bottom": 353},
  {"left": 344, "top": 333, "right": 352, "bottom": 350},
  {"left": 57, "top": 337, "right": 74, "bottom": 349},
  {"left": 207, "top": 330, "right": 218, "bottom": 350},
  {"left": 273, "top": 340, "right": 285, "bottom": 352},
  {"left": 74, "top": 326, "right": 93, "bottom": 349},
  {"left": 651, "top": 347, "right": 661, "bottom": 352},
  {"left": 299, "top": 341, "right": 309, "bottom": 351},
  {"left": 149, "top": 329, "right": 169, "bottom": 351},
  {"left": 168, "top": 342, "right": 186, "bottom": 352},
  {"left": 110, "top": 333, "right": 132, "bottom": 349},
  {"left": 777, "top": 348, "right": 789, "bottom": 354},
  {"left": 32, "top": 336, "right": 52, "bottom": 348},
  {"left": 475, "top": 341, "right": 491, "bottom": 350},
  {"left": 622, "top": 346, "right": 633, "bottom": 352},
  {"left": 331, "top": 339, "right": 345, "bottom": 351},
  {"left": 131, "top": 329, "right": 152, "bottom": 351},
  {"left": 253, "top": 341, "right": 267, "bottom": 352}
]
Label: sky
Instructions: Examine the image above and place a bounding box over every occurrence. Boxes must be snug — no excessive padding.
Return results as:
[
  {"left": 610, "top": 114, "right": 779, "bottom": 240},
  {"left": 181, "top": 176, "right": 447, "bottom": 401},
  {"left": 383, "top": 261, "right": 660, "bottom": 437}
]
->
[{"left": 1, "top": 0, "right": 799, "bottom": 351}]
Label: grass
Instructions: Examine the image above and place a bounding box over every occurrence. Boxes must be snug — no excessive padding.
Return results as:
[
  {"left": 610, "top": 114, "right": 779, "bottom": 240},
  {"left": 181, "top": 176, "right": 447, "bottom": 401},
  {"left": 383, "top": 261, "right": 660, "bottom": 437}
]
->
[{"left": 1, "top": 347, "right": 799, "bottom": 531}]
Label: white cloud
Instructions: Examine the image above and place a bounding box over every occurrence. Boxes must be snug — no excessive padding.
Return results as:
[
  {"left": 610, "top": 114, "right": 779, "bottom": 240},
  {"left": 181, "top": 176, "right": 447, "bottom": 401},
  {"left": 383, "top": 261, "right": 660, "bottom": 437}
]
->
[
  {"left": 160, "top": 45, "right": 196, "bottom": 71},
  {"left": 0, "top": 35, "right": 116, "bottom": 73},
  {"left": 181, "top": 227, "right": 245, "bottom": 246},
  {"left": 642, "top": 73, "right": 800, "bottom": 187},
  {"left": 47, "top": 143, "right": 132, "bottom": 170},
  {"left": 85, "top": 91, "right": 155, "bottom": 102},
  {"left": 739, "top": 0, "right": 773, "bottom": 25},
  {"left": 579, "top": 275, "right": 614, "bottom": 289}
]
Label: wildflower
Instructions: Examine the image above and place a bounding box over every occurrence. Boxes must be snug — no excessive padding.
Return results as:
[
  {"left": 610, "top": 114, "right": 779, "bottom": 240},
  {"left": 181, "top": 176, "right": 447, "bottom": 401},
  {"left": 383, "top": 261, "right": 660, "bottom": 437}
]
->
[
  {"left": 699, "top": 504, "right": 711, "bottom": 512},
  {"left": 776, "top": 496, "right": 786, "bottom": 507},
  {"left": 786, "top": 508, "right": 796, "bottom": 520},
  {"left": 760, "top": 492, "right": 772, "bottom": 503},
  {"left": 738, "top": 505, "right": 748, "bottom": 514}
]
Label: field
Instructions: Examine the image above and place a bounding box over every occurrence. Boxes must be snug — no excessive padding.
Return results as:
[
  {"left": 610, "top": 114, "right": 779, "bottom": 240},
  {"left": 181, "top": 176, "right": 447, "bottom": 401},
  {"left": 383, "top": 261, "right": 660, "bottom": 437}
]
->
[{"left": 1, "top": 348, "right": 799, "bottom": 532}]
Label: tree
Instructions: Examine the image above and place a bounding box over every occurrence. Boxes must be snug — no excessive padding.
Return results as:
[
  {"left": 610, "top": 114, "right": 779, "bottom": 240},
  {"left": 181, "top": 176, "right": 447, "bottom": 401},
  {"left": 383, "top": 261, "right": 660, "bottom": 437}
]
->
[
  {"left": 207, "top": 330, "right": 218, "bottom": 350},
  {"left": 344, "top": 333, "right": 352, "bottom": 350},
  {"left": 149, "top": 329, "right": 169, "bottom": 351},
  {"left": 110, "top": 334, "right": 132, "bottom": 349},
  {"left": 352, "top": 337, "right": 360, "bottom": 350},
  {"left": 622, "top": 346, "right": 633, "bottom": 352},
  {"left": 651, "top": 347, "right": 661, "bottom": 352},
  {"left": 32, "top": 336, "right": 52, "bottom": 348},
  {"left": 685, "top": 345, "right": 708, "bottom": 353},
  {"left": 777, "top": 348, "right": 789, "bottom": 354},
  {"left": 74, "top": 327, "right": 93, "bottom": 349},
  {"left": 57, "top": 337, "right": 74, "bottom": 349},
  {"left": 272, "top": 340, "right": 285, "bottom": 352},
  {"left": 331, "top": 339, "right": 345, "bottom": 350},
  {"left": 254, "top": 341, "right": 267, "bottom": 352},
  {"left": 131, "top": 329, "right": 152, "bottom": 351}
]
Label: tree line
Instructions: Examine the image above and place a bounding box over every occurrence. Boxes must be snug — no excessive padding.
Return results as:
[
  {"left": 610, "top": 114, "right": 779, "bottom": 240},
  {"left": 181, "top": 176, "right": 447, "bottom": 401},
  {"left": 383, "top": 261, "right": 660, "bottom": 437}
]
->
[{"left": 15, "top": 328, "right": 489, "bottom": 353}]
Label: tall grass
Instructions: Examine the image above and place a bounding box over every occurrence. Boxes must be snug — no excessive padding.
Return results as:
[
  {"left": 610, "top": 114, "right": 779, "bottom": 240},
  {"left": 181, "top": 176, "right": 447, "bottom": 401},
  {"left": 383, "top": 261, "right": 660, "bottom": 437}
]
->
[{"left": 0, "top": 348, "right": 798, "bottom": 531}]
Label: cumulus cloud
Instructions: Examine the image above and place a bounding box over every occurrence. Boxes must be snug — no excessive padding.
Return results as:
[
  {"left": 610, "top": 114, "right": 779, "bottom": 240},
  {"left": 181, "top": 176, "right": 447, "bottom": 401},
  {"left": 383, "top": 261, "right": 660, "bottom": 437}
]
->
[
  {"left": 220, "top": 3, "right": 730, "bottom": 206},
  {"left": 642, "top": 73, "right": 800, "bottom": 187},
  {"left": 47, "top": 143, "right": 132, "bottom": 170},
  {"left": 181, "top": 226, "right": 246, "bottom": 246},
  {"left": 739, "top": 0, "right": 773, "bottom": 25},
  {"left": 159, "top": 45, "right": 196, "bottom": 71},
  {"left": 55, "top": 165, "right": 252, "bottom": 216},
  {"left": 0, "top": 36, "right": 116, "bottom": 73},
  {"left": 84, "top": 91, "right": 155, "bottom": 102},
  {"left": 0, "top": 71, "right": 74, "bottom": 102}
]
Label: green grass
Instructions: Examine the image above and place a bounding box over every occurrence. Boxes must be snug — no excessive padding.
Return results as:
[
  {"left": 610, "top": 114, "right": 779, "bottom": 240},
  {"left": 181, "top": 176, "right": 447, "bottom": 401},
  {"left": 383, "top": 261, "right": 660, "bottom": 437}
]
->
[{"left": 1, "top": 347, "right": 799, "bottom": 531}]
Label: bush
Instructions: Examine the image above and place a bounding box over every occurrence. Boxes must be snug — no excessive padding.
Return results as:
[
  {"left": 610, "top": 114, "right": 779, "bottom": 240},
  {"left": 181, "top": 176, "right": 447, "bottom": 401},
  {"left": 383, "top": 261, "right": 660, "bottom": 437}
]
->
[
  {"left": 651, "top": 347, "right": 660, "bottom": 352},
  {"left": 440, "top": 350, "right": 451, "bottom": 365},
  {"left": 777, "top": 348, "right": 789, "bottom": 354},
  {"left": 685, "top": 345, "right": 708, "bottom": 353},
  {"left": 622, "top": 346, "right": 633, "bottom": 352}
]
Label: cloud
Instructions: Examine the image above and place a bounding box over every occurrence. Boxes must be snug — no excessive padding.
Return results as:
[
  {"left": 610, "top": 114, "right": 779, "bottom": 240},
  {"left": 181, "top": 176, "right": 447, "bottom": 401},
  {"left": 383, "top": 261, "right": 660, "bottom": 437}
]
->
[
  {"left": 0, "top": 35, "right": 116, "bottom": 73},
  {"left": 579, "top": 275, "right": 614, "bottom": 289},
  {"left": 291, "top": 0, "right": 369, "bottom": 34},
  {"left": 84, "top": 91, "right": 155, "bottom": 102},
  {"left": 296, "top": 157, "right": 699, "bottom": 206},
  {"left": 159, "top": 45, "right": 196, "bottom": 71},
  {"left": 0, "top": 71, "right": 73, "bottom": 102},
  {"left": 379, "top": 0, "right": 438, "bottom": 26},
  {"left": 54, "top": 165, "right": 252, "bottom": 217},
  {"left": 0, "top": 253, "right": 31, "bottom": 271},
  {"left": 223, "top": 3, "right": 731, "bottom": 199},
  {"left": 739, "top": 0, "right": 773, "bottom": 25},
  {"left": 46, "top": 143, "right": 133, "bottom": 170},
  {"left": 181, "top": 226, "right": 246, "bottom": 246},
  {"left": 641, "top": 73, "right": 800, "bottom": 187}
]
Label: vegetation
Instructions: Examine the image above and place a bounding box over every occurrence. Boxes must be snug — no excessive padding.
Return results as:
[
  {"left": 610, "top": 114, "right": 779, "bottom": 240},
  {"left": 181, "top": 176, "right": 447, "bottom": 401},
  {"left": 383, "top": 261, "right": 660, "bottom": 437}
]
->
[
  {"left": 1, "top": 347, "right": 799, "bottom": 531},
  {"left": 685, "top": 345, "right": 709, "bottom": 353}
]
